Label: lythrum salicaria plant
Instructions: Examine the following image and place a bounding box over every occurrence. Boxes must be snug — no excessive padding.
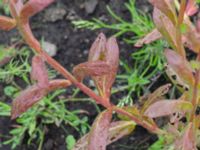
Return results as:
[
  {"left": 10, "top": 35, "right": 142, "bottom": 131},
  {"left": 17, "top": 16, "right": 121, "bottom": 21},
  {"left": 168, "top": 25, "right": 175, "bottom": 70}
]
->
[{"left": 1, "top": 0, "right": 200, "bottom": 149}]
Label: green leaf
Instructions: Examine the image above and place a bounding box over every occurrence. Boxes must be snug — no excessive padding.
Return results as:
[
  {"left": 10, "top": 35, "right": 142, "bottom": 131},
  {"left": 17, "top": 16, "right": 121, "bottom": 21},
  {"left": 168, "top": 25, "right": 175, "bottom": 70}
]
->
[
  {"left": 180, "top": 23, "right": 187, "bottom": 34},
  {"left": 4, "top": 86, "right": 18, "bottom": 97},
  {"left": 148, "top": 136, "right": 165, "bottom": 150},
  {"left": 0, "top": 47, "right": 16, "bottom": 67},
  {"left": 149, "top": 0, "right": 177, "bottom": 24},
  {"left": 66, "top": 135, "right": 76, "bottom": 150}
]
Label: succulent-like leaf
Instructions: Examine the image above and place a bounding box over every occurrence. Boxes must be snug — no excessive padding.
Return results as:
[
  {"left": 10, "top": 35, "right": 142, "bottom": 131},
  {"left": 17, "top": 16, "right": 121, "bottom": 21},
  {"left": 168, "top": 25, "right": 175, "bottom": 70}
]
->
[
  {"left": 47, "top": 79, "right": 71, "bottom": 91},
  {"left": 106, "top": 37, "right": 119, "bottom": 71},
  {"left": 88, "top": 109, "right": 112, "bottom": 150},
  {"left": 165, "top": 49, "right": 194, "bottom": 87},
  {"left": 11, "top": 85, "right": 47, "bottom": 119},
  {"left": 183, "top": 24, "right": 200, "bottom": 53},
  {"left": 88, "top": 33, "right": 119, "bottom": 99},
  {"left": 141, "top": 84, "right": 171, "bottom": 114},
  {"left": 31, "top": 55, "right": 49, "bottom": 88},
  {"left": 72, "top": 61, "right": 112, "bottom": 82},
  {"left": 149, "top": 0, "right": 177, "bottom": 24},
  {"left": 11, "top": 79, "right": 71, "bottom": 119},
  {"left": 88, "top": 33, "right": 106, "bottom": 62},
  {"left": 135, "top": 29, "right": 162, "bottom": 47},
  {"left": 73, "top": 121, "right": 135, "bottom": 150},
  {"left": 144, "top": 100, "right": 193, "bottom": 118},
  {"left": 101, "top": 36, "right": 119, "bottom": 97},
  {"left": 20, "top": 0, "right": 55, "bottom": 23},
  {"left": 107, "top": 121, "right": 136, "bottom": 144},
  {"left": 153, "top": 8, "right": 178, "bottom": 51},
  {"left": 186, "top": 0, "right": 198, "bottom": 16},
  {"left": 0, "top": 16, "right": 16, "bottom": 31},
  {"left": 175, "top": 123, "right": 197, "bottom": 150}
]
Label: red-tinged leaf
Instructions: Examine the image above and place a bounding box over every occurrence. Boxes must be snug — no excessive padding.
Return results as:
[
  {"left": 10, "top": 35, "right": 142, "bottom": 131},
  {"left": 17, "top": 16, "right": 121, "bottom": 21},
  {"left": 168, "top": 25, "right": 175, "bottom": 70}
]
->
[
  {"left": 31, "top": 55, "right": 49, "bottom": 88},
  {"left": 11, "top": 85, "right": 47, "bottom": 119},
  {"left": 72, "top": 61, "right": 112, "bottom": 82},
  {"left": 186, "top": 0, "right": 198, "bottom": 16},
  {"left": 100, "top": 36, "right": 119, "bottom": 96},
  {"left": 135, "top": 29, "right": 162, "bottom": 47},
  {"left": 144, "top": 100, "right": 193, "bottom": 118},
  {"left": 149, "top": 0, "right": 177, "bottom": 24},
  {"left": 20, "top": 0, "right": 55, "bottom": 23},
  {"left": 11, "top": 79, "right": 71, "bottom": 119},
  {"left": 88, "top": 109, "right": 113, "bottom": 150},
  {"left": 106, "top": 37, "right": 119, "bottom": 70},
  {"left": 9, "top": 0, "right": 23, "bottom": 18},
  {"left": 9, "top": 0, "right": 42, "bottom": 51},
  {"left": 73, "top": 121, "right": 135, "bottom": 150},
  {"left": 153, "top": 8, "right": 178, "bottom": 51},
  {"left": 88, "top": 33, "right": 106, "bottom": 62},
  {"left": 196, "top": 20, "right": 200, "bottom": 33},
  {"left": 182, "top": 23, "right": 200, "bottom": 53},
  {"left": 141, "top": 84, "right": 171, "bottom": 114},
  {"left": 107, "top": 121, "right": 136, "bottom": 144},
  {"left": 97, "top": 37, "right": 119, "bottom": 98},
  {"left": 88, "top": 33, "right": 119, "bottom": 99},
  {"left": 166, "top": 123, "right": 180, "bottom": 137},
  {"left": 165, "top": 49, "right": 194, "bottom": 87},
  {"left": 0, "top": 16, "right": 16, "bottom": 31},
  {"left": 175, "top": 123, "right": 197, "bottom": 150},
  {"left": 47, "top": 79, "right": 71, "bottom": 91}
]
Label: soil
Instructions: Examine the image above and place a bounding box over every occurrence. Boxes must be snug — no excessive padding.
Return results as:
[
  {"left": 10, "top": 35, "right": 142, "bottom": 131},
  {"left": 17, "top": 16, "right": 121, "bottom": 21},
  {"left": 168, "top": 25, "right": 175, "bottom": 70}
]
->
[{"left": 0, "top": 0, "right": 157, "bottom": 150}]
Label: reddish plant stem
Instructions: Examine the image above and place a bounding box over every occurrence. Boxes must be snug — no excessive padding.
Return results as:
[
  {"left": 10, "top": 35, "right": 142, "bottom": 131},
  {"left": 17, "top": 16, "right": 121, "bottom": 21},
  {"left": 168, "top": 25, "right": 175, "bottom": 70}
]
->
[
  {"left": 190, "top": 52, "right": 200, "bottom": 121},
  {"left": 176, "top": 0, "right": 186, "bottom": 58},
  {"left": 178, "top": 0, "right": 186, "bottom": 26},
  {"left": 190, "top": 70, "right": 199, "bottom": 122},
  {"left": 16, "top": 19, "right": 164, "bottom": 135},
  {"left": 113, "top": 107, "right": 166, "bottom": 135},
  {"left": 42, "top": 49, "right": 164, "bottom": 134},
  {"left": 17, "top": 23, "right": 111, "bottom": 108}
]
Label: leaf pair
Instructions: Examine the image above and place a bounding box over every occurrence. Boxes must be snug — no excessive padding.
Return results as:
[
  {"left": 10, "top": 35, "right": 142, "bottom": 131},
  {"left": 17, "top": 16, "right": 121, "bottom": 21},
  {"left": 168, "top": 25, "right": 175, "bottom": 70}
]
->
[
  {"left": 73, "top": 109, "right": 135, "bottom": 150},
  {"left": 11, "top": 55, "right": 71, "bottom": 119},
  {"left": 73, "top": 33, "right": 119, "bottom": 102},
  {"left": 0, "top": 0, "right": 55, "bottom": 50},
  {"left": 118, "top": 84, "right": 171, "bottom": 129},
  {"left": 135, "top": 0, "right": 182, "bottom": 54},
  {"left": 0, "top": 0, "right": 54, "bottom": 30},
  {"left": 185, "top": 0, "right": 199, "bottom": 16},
  {"left": 135, "top": 0, "right": 200, "bottom": 54},
  {"left": 144, "top": 50, "right": 194, "bottom": 118},
  {"left": 119, "top": 83, "right": 192, "bottom": 119}
]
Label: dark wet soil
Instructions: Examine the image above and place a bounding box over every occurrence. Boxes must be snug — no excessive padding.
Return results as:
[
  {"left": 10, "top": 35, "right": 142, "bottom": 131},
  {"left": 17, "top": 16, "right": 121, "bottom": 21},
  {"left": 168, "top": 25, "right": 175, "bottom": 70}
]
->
[{"left": 0, "top": 0, "right": 157, "bottom": 150}]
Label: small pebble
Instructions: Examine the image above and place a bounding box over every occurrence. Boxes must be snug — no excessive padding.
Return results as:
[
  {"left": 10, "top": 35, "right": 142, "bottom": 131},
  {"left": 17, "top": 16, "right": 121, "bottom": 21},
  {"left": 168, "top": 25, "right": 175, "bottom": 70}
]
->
[{"left": 42, "top": 41, "right": 58, "bottom": 57}]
